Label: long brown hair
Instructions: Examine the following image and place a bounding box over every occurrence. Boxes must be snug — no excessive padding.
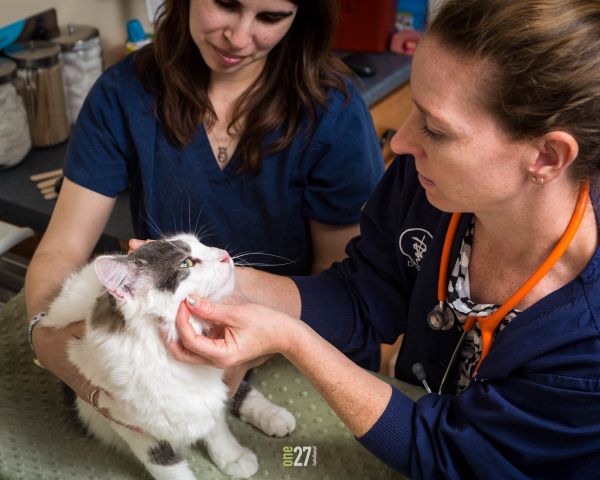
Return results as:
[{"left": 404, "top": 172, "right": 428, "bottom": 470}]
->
[
  {"left": 428, "top": 0, "right": 600, "bottom": 182},
  {"left": 135, "top": 0, "right": 351, "bottom": 174}
]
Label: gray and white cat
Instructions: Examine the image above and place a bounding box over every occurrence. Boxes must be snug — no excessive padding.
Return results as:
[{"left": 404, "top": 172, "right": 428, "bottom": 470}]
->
[{"left": 41, "top": 234, "right": 295, "bottom": 480}]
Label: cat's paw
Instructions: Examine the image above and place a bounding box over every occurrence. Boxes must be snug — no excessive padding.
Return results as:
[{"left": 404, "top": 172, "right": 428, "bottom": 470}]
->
[
  {"left": 218, "top": 448, "right": 258, "bottom": 478},
  {"left": 244, "top": 405, "right": 296, "bottom": 437}
]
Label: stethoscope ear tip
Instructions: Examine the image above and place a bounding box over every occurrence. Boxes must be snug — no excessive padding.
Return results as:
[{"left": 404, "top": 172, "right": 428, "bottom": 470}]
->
[
  {"left": 411, "top": 362, "right": 426, "bottom": 379},
  {"left": 411, "top": 362, "right": 433, "bottom": 394}
]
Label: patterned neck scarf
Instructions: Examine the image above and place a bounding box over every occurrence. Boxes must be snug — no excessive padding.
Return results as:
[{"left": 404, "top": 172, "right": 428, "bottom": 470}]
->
[{"left": 446, "top": 218, "right": 520, "bottom": 393}]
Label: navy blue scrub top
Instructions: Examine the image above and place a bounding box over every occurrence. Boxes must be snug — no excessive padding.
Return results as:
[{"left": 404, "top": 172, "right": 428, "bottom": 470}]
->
[{"left": 64, "top": 55, "right": 384, "bottom": 275}]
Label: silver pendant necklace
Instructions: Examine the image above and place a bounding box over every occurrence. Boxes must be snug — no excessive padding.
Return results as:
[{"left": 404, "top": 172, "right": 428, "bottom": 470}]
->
[
  {"left": 216, "top": 146, "right": 228, "bottom": 163},
  {"left": 207, "top": 125, "right": 232, "bottom": 164}
]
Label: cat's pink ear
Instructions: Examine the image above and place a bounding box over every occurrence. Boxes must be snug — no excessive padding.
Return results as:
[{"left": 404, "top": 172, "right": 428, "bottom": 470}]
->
[{"left": 94, "top": 256, "right": 139, "bottom": 300}]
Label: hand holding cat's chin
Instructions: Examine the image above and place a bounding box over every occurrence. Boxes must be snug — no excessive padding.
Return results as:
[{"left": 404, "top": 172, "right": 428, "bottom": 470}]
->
[
  {"left": 166, "top": 296, "right": 296, "bottom": 369},
  {"left": 161, "top": 301, "right": 220, "bottom": 366}
]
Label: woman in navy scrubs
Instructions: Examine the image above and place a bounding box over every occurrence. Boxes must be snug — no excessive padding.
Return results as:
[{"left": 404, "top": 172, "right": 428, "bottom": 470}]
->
[
  {"left": 26, "top": 0, "right": 382, "bottom": 404},
  {"left": 170, "top": 0, "right": 600, "bottom": 477}
]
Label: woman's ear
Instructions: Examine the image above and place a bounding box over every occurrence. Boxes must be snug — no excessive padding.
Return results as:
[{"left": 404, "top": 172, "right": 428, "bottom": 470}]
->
[{"left": 528, "top": 131, "right": 579, "bottom": 183}]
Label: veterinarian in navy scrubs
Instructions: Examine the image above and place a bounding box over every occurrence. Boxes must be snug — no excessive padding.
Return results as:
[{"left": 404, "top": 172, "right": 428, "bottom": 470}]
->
[
  {"left": 26, "top": 0, "right": 382, "bottom": 398},
  {"left": 169, "top": 0, "right": 600, "bottom": 477}
]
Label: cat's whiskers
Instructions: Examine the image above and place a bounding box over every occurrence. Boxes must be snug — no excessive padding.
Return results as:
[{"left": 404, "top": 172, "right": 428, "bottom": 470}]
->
[
  {"left": 195, "top": 224, "right": 215, "bottom": 242},
  {"left": 231, "top": 252, "right": 294, "bottom": 261},
  {"left": 140, "top": 203, "right": 297, "bottom": 269},
  {"left": 138, "top": 195, "right": 219, "bottom": 249},
  {"left": 188, "top": 196, "right": 192, "bottom": 237},
  {"left": 140, "top": 202, "right": 169, "bottom": 240},
  {"left": 193, "top": 203, "right": 203, "bottom": 239},
  {"left": 173, "top": 211, "right": 179, "bottom": 235},
  {"left": 163, "top": 236, "right": 197, "bottom": 259},
  {"left": 231, "top": 257, "right": 250, "bottom": 265},
  {"left": 181, "top": 195, "right": 215, "bottom": 241},
  {"left": 230, "top": 251, "right": 297, "bottom": 269}
]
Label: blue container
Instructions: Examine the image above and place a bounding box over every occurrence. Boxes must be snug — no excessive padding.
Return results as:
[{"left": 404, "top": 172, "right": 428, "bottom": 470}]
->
[
  {"left": 127, "top": 19, "right": 147, "bottom": 42},
  {"left": 397, "top": 0, "right": 428, "bottom": 31}
]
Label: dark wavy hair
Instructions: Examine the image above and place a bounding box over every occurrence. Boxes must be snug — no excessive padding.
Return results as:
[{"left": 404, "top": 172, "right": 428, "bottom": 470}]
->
[
  {"left": 135, "top": 0, "right": 351, "bottom": 174},
  {"left": 428, "top": 0, "right": 600, "bottom": 182}
]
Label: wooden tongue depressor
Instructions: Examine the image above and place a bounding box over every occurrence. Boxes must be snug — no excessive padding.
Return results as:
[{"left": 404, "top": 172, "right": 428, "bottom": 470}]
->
[
  {"left": 37, "top": 177, "right": 61, "bottom": 189},
  {"left": 30, "top": 169, "right": 63, "bottom": 182}
]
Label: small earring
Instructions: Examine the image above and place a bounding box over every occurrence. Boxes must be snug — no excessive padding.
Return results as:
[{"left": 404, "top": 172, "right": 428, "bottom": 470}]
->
[{"left": 531, "top": 175, "right": 545, "bottom": 187}]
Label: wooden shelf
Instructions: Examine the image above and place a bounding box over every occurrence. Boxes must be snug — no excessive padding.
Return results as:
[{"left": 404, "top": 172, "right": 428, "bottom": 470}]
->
[{"left": 369, "top": 82, "right": 412, "bottom": 167}]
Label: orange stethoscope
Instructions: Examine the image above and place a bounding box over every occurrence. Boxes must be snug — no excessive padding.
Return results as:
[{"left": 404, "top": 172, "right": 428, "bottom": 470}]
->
[{"left": 429, "top": 181, "right": 589, "bottom": 394}]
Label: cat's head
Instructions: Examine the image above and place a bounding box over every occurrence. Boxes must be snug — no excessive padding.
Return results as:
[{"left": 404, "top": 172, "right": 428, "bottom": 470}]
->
[{"left": 93, "top": 234, "right": 234, "bottom": 318}]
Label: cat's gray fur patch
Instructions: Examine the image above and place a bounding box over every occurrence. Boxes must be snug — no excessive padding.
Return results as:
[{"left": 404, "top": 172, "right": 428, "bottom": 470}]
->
[
  {"left": 91, "top": 293, "right": 125, "bottom": 333},
  {"left": 91, "top": 240, "right": 193, "bottom": 331},
  {"left": 147, "top": 440, "right": 182, "bottom": 466},
  {"left": 131, "top": 240, "right": 192, "bottom": 293}
]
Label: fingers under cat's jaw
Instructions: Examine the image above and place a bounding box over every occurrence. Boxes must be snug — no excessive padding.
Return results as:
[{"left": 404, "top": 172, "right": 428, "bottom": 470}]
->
[{"left": 165, "top": 338, "right": 217, "bottom": 366}]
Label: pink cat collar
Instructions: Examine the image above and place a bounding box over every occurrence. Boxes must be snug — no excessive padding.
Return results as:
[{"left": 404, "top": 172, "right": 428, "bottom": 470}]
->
[{"left": 88, "top": 387, "right": 146, "bottom": 434}]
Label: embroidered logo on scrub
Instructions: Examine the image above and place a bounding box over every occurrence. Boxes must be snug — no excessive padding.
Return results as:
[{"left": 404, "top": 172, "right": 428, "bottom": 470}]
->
[{"left": 399, "top": 228, "right": 433, "bottom": 271}]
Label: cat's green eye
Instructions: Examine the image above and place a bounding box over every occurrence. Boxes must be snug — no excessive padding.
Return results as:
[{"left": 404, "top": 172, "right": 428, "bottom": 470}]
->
[{"left": 179, "top": 258, "right": 194, "bottom": 268}]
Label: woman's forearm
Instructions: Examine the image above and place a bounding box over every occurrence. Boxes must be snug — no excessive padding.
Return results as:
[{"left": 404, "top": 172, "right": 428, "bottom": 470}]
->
[
  {"left": 25, "top": 178, "right": 116, "bottom": 319},
  {"left": 235, "top": 267, "right": 302, "bottom": 318},
  {"left": 283, "top": 320, "right": 392, "bottom": 437},
  {"left": 173, "top": 298, "right": 391, "bottom": 436},
  {"left": 308, "top": 220, "right": 358, "bottom": 274},
  {"left": 25, "top": 250, "right": 85, "bottom": 319}
]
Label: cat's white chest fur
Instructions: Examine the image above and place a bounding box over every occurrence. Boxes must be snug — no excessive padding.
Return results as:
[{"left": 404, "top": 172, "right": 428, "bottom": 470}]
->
[{"left": 69, "top": 303, "right": 228, "bottom": 444}]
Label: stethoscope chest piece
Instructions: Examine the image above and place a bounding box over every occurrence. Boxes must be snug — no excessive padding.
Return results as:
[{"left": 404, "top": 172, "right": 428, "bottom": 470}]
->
[{"left": 427, "top": 302, "right": 455, "bottom": 331}]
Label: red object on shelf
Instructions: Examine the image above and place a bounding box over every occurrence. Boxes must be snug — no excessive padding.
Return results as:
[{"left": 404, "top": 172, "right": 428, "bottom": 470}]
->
[
  {"left": 389, "top": 29, "right": 422, "bottom": 55},
  {"left": 332, "top": 0, "right": 397, "bottom": 52}
]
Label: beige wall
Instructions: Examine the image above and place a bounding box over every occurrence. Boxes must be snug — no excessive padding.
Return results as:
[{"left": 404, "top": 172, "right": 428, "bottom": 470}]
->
[{"left": 2, "top": 1, "right": 154, "bottom": 66}]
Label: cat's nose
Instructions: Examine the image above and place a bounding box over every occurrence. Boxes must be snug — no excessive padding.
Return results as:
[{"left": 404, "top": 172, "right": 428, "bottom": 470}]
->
[{"left": 219, "top": 252, "right": 230, "bottom": 263}]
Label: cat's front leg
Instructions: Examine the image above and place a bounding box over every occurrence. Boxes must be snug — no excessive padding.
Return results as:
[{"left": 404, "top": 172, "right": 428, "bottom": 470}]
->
[
  {"left": 203, "top": 412, "right": 258, "bottom": 478},
  {"left": 232, "top": 381, "right": 296, "bottom": 437},
  {"left": 112, "top": 425, "right": 196, "bottom": 480}
]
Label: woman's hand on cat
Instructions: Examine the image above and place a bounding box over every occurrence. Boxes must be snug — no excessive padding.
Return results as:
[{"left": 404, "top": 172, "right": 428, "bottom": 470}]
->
[
  {"left": 32, "top": 322, "right": 100, "bottom": 403},
  {"left": 166, "top": 296, "right": 296, "bottom": 369},
  {"left": 127, "top": 238, "right": 152, "bottom": 253},
  {"left": 32, "top": 323, "right": 127, "bottom": 425}
]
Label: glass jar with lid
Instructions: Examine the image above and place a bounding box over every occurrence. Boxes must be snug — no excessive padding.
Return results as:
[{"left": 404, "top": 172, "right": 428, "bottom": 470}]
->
[
  {"left": 0, "top": 58, "right": 31, "bottom": 168},
  {"left": 51, "top": 24, "right": 103, "bottom": 124},
  {"left": 4, "top": 41, "right": 70, "bottom": 148}
]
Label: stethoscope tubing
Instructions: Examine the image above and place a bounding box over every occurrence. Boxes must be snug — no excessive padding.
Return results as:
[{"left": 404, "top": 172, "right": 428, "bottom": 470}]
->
[
  {"left": 431, "top": 180, "right": 590, "bottom": 393},
  {"left": 438, "top": 328, "right": 468, "bottom": 394}
]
